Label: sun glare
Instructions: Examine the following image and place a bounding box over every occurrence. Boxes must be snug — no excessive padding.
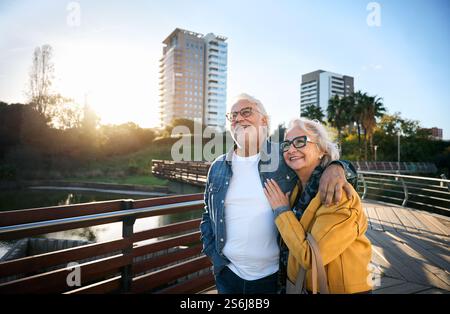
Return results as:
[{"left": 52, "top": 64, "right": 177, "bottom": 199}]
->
[{"left": 53, "top": 41, "right": 159, "bottom": 128}]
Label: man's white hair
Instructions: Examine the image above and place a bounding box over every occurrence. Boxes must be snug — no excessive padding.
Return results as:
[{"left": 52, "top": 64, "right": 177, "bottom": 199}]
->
[{"left": 230, "top": 93, "right": 270, "bottom": 133}]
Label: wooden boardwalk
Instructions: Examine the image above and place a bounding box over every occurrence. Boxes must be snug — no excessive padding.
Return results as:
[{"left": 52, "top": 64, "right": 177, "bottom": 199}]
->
[
  {"left": 363, "top": 200, "right": 449, "bottom": 294},
  {"left": 204, "top": 201, "right": 450, "bottom": 294}
]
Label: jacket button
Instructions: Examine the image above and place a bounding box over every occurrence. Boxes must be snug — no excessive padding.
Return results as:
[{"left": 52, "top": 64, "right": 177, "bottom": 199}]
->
[
  {"left": 221, "top": 200, "right": 224, "bottom": 203},
  {"left": 220, "top": 238, "right": 224, "bottom": 242},
  {"left": 220, "top": 219, "right": 223, "bottom": 223},
  {"left": 286, "top": 175, "right": 290, "bottom": 180},
  {"left": 225, "top": 181, "right": 228, "bottom": 185}
]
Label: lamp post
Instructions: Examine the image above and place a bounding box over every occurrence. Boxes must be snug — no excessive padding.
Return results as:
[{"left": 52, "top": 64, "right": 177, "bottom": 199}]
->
[
  {"left": 374, "top": 145, "right": 378, "bottom": 162},
  {"left": 397, "top": 130, "right": 401, "bottom": 174}
]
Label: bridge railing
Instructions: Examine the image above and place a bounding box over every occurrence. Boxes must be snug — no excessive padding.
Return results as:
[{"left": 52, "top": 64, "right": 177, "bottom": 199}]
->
[
  {"left": 152, "top": 160, "right": 210, "bottom": 186},
  {"left": 0, "top": 194, "right": 213, "bottom": 294},
  {"left": 357, "top": 171, "right": 450, "bottom": 217},
  {"left": 152, "top": 160, "right": 450, "bottom": 216}
]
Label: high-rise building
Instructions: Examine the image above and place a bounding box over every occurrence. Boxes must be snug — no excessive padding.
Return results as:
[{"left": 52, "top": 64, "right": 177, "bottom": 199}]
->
[
  {"left": 300, "top": 70, "right": 354, "bottom": 114},
  {"left": 159, "top": 28, "right": 227, "bottom": 130}
]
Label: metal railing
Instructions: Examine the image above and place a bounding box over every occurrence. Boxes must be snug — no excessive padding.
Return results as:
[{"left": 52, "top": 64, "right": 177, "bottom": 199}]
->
[
  {"left": 357, "top": 171, "right": 450, "bottom": 216},
  {"left": 0, "top": 194, "right": 213, "bottom": 294},
  {"left": 2, "top": 161, "right": 447, "bottom": 294},
  {"left": 354, "top": 161, "right": 438, "bottom": 174},
  {"left": 152, "top": 160, "right": 450, "bottom": 216},
  {"left": 152, "top": 160, "right": 209, "bottom": 186}
]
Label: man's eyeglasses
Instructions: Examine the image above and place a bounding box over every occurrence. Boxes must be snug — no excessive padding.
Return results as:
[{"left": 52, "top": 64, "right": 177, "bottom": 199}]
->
[
  {"left": 280, "top": 135, "right": 316, "bottom": 153},
  {"left": 226, "top": 107, "right": 262, "bottom": 122}
]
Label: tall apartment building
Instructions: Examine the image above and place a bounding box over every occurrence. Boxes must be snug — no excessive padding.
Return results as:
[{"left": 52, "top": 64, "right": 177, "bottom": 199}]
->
[
  {"left": 159, "top": 28, "right": 227, "bottom": 130},
  {"left": 300, "top": 70, "right": 354, "bottom": 114}
]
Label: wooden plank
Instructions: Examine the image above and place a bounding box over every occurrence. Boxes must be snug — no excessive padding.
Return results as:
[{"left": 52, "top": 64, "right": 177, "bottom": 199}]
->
[
  {"left": 363, "top": 207, "right": 373, "bottom": 230},
  {"left": 366, "top": 230, "right": 415, "bottom": 282},
  {"left": 383, "top": 231, "right": 450, "bottom": 289},
  {"left": 401, "top": 231, "right": 450, "bottom": 263},
  {"left": 366, "top": 230, "right": 435, "bottom": 285},
  {"left": 0, "top": 254, "right": 131, "bottom": 294},
  {"left": 382, "top": 206, "right": 406, "bottom": 232},
  {"left": 131, "top": 255, "right": 212, "bottom": 293},
  {"left": 391, "top": 206, "right": 420, "bottom": 233},
  {"left": 0, "top": 216, "right": 125, "bottom": 241},
  {"left": 0, "top": 200, "right": 123, "bottom": 227},
  {"left": 368, "top": 229, "right": 449, "bottom": 289},
  {"left": 133, "top": 244, "right": 203, "bottom": 275},
  {"left": 374, "top": 282, "right": 430, "bottom": 294},
  {"left": 387, "top": 229, "right": 450, "bottom": 273},
  {"left": 133, "top": 218, "right": 201, "bottom": 243},
  {"left": 65, "top": 276, "right": 121, "bottom": 294},
  {"left": 156, "top": 271, "right": 215, "bottom": 294},
  {"left": 0, "top": 238, "right": 130, "bottom": 278},
  {"left": 411, "top": 210, "right": 449, "bottom": 236},
  {"left": 373, "top": 207, "right": 396, "bottom": 231},
  {"left": 397, "top": 208, "right": 430, "bottom": 233},
  {"left": 370, "top": 244, "right": 405, "bottom": 280},
  {"left": 373, "top": 277, "right": 406, "bottom": 291},
  {"left": 416, "top": 288, "right": 450, "bottom": 294},
  {"left": 132, "top": 194, "right": 203, "bottom": 209},
  {"left": 132, "top": 232, "right": 201, "bottom": 258},
  {"left": 366, "top": 207, "right": 384, "bottom": 232}
]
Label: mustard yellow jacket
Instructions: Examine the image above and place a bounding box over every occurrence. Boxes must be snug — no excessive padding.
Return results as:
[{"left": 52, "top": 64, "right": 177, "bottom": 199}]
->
[{"left": 275, "top": 184, "right": 372, "bottom": 294}]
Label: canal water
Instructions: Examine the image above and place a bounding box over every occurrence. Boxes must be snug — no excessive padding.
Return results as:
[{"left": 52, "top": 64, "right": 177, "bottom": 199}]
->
[{"left": 0, "top": 187, "right": 203, "bottom": 259}]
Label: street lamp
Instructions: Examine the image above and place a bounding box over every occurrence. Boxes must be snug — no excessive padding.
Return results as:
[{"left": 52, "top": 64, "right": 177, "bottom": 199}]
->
[
  {"left": 374, "top": 145, "right": 378, "bottom": 162},
  {"left": 397, "top": 130, "right": 401, "bottom": 173}
]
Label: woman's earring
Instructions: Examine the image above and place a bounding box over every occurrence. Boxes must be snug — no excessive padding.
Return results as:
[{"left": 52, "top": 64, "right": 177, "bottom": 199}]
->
[{"left": 319, "top": 155, "right": 324, "bottom": 160}]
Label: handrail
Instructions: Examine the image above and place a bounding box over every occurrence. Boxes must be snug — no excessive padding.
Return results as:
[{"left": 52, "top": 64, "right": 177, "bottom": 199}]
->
[
  {"left": 359, "top": 170, "right": 450, "bottom": 184},
  {"left": 152, "top": 160, "right": 449, "bottom": 216},
  {"left": 357, "top": 171, "right": 449, "bottom": 216},
  {"left": 0, "top": 194, "right": 210, "bottom": 294},
  {"left": 0, "top": 200, "right": 203, "bottom": 236}
]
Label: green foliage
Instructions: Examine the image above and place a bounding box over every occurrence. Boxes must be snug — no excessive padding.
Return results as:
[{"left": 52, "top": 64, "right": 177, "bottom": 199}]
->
[
  {"left": 327, "top": 95, "right": 353, "bottom": 141},
  {"left": 301, "top": 104, "right": 325, "bottom": 123}
]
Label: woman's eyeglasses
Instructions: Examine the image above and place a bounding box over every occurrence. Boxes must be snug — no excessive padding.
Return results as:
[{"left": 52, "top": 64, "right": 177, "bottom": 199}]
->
[
  {"left": 226, "top": 107, "right": 262, "bottom": 122},
  {"left": 280, "top": 135, "right": 316, "bottom": 153}
]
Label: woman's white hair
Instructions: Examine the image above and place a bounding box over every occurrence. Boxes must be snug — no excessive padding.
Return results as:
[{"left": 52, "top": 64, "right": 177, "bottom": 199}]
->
[
  {"left": 230, "top": 93, "right": 270, "bottom": 134},
  {"left": 286, "top": 118, "right": 340, "bottom": 167}
]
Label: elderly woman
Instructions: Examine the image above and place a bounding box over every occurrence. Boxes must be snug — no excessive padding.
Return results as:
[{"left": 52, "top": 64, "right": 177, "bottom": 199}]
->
[{"left": 263, "top": 118, "right": 372, "bottom": 294}]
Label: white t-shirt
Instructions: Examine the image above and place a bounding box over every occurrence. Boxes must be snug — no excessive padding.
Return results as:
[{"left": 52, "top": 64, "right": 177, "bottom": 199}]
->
[{"left": 222, "top": 152, "right": 280, "bottom": 280}]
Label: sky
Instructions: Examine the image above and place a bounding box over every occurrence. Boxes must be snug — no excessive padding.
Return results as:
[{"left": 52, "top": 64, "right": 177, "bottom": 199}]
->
[{"left": 0, "top": 0, "right": 449, "bottom": 138}]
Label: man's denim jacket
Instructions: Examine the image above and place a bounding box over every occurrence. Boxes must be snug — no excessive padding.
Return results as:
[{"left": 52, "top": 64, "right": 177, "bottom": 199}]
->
[{"left": 199, "top": 140, "right": 356, "bottom": 275}]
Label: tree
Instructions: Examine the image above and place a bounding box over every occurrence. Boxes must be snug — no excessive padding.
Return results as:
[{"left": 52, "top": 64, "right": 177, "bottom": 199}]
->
[
  {"left": 301, "top": 104, "right": 325, "bottom": 123},
  {"left": 360, "top": 95, "right": 386, "bottom": 160},
  {"left": 28, "top": 44, "right": 55, "bottom": 116},
  {"left": 349, "top": 91, "right": 366, "bottom": 159},
  {"left": 327, "top": 95, "right": 352, "bottom": 145},
  {"left": 378, "top": 112, "right": 420, "bottom": 137}
]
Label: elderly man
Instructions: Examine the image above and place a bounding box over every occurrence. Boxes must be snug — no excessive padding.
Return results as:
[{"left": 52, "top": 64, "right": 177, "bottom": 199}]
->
[{"left": 200, "top": 93, "right": 356, "bottom": 294}]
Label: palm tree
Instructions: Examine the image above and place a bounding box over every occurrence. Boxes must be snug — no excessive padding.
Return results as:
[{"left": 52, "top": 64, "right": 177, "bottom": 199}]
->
[
  {"left": 360, "top": 95, "right": 386, "bottom": 160},
  {"left": 301, "top": 103, "right": 325, "bottom": 123},
  {"left": 350, "top": 91, "right": 367, "bottom": 159},
  {"left": 327, "top": 95, "right": 352, "bottom": 147}
]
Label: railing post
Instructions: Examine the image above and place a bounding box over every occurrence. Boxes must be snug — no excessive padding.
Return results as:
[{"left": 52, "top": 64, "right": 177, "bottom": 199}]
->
[
  {"left": 121, "top": 200, "right": 135, "bottom": 293},
  {"left": 440, "top": 174, "right": 450, "bottom": 191},
  {"left": 359, "top": 173, "right": 367, "bottom": 200},
  {"left": 400, "top": 178, "right": 408, "bottom": 207}
]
